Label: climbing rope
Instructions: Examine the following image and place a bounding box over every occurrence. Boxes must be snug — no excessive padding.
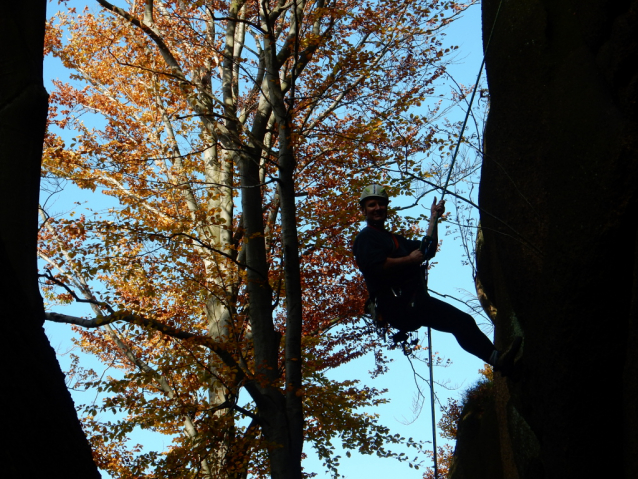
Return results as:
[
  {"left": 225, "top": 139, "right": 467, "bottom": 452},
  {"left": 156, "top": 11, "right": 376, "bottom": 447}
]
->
[{"left": 420, "top": 2, "right": 504, "bottom": 477}]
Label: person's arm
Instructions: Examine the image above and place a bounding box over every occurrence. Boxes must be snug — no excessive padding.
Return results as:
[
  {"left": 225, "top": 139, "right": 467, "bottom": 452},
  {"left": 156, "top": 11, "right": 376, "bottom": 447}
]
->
[
  {"left": 426, "top": 196, "right": 445, "bottom": 241},
  {"left": 382, "top": 198, "right": 446, "bottom": 270},
  {"left": 382, "top": 248, "right": 423, "bottom": 271},
  {"left": 421, "top": 197, "right": 445, "bottom": 260}
]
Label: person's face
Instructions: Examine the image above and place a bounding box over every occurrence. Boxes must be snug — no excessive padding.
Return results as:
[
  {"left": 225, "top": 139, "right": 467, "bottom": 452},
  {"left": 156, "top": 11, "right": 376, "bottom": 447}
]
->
[{"left": 362, "top": 197, "right": 388, "bottom": 224}]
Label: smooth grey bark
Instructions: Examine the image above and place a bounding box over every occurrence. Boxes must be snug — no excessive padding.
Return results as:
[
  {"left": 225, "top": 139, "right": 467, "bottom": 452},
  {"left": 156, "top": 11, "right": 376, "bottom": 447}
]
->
[
  {"left": 277, "top": 126, "right": 304, "bottom": 479},
  {"left": 0, "top": 1, "right": 100, "bottom": 477}
]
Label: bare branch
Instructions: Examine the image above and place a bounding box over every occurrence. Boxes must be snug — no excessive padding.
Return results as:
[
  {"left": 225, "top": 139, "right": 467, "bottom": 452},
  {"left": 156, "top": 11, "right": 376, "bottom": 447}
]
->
[{"left": 45, "top": 310, "right": 254, "bottom": 385}]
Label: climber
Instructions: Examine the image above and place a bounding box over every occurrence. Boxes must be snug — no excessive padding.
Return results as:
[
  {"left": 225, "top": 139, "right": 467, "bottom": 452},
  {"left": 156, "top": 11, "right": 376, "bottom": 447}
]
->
[{"left": 353, "top": 184, "right": 521, "bottom": 376}]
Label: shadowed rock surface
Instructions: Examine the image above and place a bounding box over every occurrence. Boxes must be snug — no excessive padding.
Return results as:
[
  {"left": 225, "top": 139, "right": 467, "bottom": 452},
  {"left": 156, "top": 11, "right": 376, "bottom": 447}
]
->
[
  {"left": 0, "top": 2, "right": 100, "bottom": 477},
  {"left": 446, "top": 380, "right": 504, "bottom": 479},
  {"left": 451, "top": 1, "right": 638, "bottom": 478}
]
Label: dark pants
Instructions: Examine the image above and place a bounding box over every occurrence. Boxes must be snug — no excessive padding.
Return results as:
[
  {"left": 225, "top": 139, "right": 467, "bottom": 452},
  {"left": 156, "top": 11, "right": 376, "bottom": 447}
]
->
[{"left": 379, "top": 289, "right": 495, "bottom": 363}]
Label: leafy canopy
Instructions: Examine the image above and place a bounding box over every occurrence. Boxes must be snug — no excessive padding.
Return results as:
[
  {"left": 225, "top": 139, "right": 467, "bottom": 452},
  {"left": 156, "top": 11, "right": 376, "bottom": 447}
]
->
[{"left": 41, "top": 0, "right": 472, "bottom": 477}]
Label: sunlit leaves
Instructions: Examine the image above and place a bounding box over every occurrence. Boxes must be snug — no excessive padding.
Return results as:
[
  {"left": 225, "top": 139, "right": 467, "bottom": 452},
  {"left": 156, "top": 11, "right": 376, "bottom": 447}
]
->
[{"left": 40, "top": 0, "right": 472, "bottom": 477}]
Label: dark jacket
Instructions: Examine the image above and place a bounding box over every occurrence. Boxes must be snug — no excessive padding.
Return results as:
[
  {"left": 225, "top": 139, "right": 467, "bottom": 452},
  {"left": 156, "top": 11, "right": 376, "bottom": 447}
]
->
[{"left": 353, "top": 226, "right": 435, "bottom": 294}]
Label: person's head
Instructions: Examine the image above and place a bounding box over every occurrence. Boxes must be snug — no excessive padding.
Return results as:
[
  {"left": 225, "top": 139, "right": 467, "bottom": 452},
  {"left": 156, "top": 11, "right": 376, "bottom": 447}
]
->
[{"left": 359, "top": 184, "right": 389, "bottom": 225}]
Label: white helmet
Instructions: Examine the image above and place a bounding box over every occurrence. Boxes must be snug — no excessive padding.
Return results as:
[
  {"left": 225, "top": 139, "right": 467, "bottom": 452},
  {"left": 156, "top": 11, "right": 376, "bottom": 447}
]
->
[{"left": 359, "top": 184, "right": 389, "bottom": 205}]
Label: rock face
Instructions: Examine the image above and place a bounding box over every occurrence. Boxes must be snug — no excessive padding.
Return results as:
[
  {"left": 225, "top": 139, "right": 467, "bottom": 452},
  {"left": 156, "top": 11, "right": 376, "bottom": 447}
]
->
[
  {"left": 0, "top": 2, "right": 100, "bottom": 477},
  {"left": 456, "top": 1, "right": 638, "bottom": 478},
  {"left": 446, "top": 380, "right": 504, "bottom": 479}
]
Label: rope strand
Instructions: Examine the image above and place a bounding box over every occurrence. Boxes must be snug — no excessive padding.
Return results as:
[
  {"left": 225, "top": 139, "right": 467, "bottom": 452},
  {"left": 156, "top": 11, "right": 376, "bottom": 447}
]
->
[{"left": 423, "top": 2, "right": 504, "bottom": 477}]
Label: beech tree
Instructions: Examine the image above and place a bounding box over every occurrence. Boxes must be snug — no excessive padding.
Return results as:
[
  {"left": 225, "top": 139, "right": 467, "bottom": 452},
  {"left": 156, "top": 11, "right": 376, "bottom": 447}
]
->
[{"left": 40, "top": 0, "right": 472, "bottom": 477}]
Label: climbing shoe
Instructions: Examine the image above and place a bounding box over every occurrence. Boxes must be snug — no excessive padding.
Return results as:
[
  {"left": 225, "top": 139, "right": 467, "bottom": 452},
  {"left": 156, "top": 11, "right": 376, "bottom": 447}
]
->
[{"left": 495, "top": 336, "right": 523, "bottom": 377}]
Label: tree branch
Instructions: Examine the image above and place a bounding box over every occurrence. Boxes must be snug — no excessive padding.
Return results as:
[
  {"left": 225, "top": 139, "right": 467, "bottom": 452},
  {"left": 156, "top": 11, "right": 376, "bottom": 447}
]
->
[{"left": 44, "top": 309, "right": 266, "bottom": 404}]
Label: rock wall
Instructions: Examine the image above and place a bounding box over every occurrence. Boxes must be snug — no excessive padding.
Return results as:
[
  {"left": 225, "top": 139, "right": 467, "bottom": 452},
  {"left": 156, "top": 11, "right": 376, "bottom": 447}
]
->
[
  {"left": 0, "top": 2, "right": 100, "bottom": 477},
  {"left": 456, "top": 1, "right": 638, "bottom": 478}
]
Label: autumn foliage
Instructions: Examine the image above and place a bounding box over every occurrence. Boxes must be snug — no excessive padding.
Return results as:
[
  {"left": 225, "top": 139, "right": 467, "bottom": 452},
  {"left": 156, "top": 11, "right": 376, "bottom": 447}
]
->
[{"left": 40, "top": 0, "right": 471, "bottom": 477}]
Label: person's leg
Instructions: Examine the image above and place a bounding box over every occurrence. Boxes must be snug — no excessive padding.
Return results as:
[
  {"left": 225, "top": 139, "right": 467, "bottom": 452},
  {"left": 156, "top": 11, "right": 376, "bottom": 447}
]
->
[{"left": 418, "top": 295, "right": 496, "bottom": 363}]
